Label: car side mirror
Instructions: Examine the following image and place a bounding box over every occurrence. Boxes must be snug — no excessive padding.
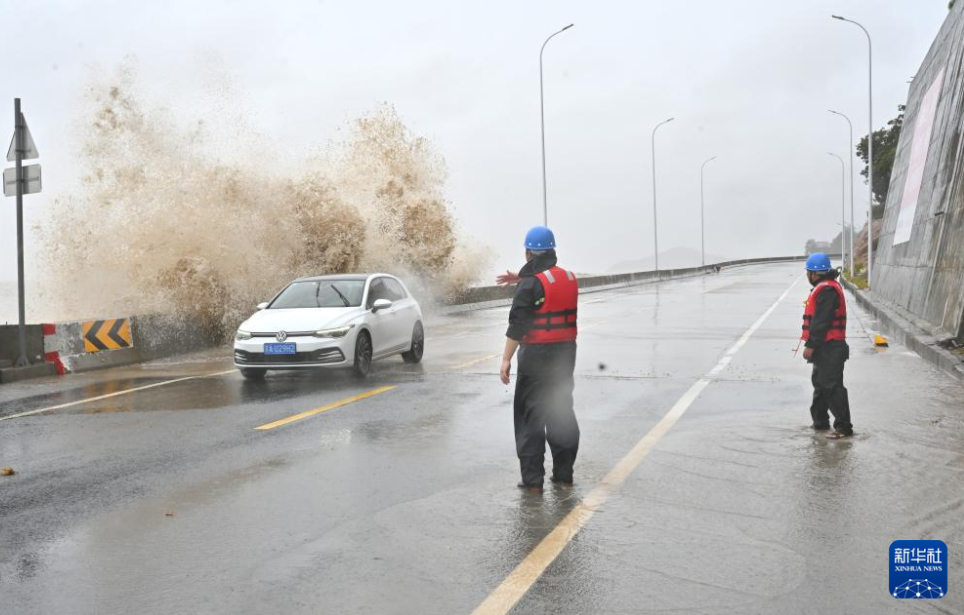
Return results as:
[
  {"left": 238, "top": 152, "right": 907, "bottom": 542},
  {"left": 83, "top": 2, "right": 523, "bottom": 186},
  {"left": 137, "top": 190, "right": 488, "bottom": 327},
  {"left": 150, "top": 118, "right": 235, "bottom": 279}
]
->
[
  {"left": 372, "top": 299, "right": 393, "bottom": 312},
  {"left": 256, "top": 302, "right": 269, "bottom": 310}
]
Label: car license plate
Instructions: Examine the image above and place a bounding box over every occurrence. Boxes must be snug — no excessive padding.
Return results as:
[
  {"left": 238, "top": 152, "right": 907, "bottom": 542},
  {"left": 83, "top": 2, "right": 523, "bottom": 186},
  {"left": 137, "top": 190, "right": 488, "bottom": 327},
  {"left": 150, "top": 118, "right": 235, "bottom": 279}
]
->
[{"left": 264, "top": 343, "right": 296, "bottom": 355}]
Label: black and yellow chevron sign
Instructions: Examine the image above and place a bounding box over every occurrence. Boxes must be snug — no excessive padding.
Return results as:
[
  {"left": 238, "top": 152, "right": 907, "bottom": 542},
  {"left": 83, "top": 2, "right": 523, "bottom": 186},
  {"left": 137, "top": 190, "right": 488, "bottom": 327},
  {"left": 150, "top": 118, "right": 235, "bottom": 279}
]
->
[{"left": 82, "top": 318, "right": 133, "bottom": 352}]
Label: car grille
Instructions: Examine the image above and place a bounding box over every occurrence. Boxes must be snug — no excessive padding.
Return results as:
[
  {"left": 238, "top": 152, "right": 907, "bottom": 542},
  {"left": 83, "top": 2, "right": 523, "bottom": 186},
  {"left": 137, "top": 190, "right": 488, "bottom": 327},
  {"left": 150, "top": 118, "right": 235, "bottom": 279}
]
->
[
  {"left": 251, "top": 331, "right": 315, "bottom": 338},
  {"left": 235, "top": 348, "right": 345, "bottom": 365}
]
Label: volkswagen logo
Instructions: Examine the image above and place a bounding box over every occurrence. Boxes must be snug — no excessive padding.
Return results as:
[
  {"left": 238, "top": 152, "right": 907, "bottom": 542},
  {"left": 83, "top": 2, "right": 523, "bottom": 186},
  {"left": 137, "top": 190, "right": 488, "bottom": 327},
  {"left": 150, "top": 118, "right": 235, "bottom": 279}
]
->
[{"left": 276, "top": 330, "right": 288, "bottom": 342}]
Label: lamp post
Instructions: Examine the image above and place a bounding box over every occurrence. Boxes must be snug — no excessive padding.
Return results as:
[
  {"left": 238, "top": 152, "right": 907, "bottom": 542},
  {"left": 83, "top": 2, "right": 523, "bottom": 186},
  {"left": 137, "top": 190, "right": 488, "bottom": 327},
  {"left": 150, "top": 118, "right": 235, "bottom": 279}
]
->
[
  {"left": 700, "top": 156, "right": 717, "bottom": 267},
  {"left": 832, "top": 15, "right": 874, "bottom": 286},
  {"left": 539, "top": 23, "right": 574, "bottom": 226},
  {"left": 651, "top": 117, "right": 675, "bottom": 273},
  {"left": 828, "top": 153, "right": 846, "bottom": 265},
  {"left": 828, "top": 109, "right": 856, "bottom": 275}
]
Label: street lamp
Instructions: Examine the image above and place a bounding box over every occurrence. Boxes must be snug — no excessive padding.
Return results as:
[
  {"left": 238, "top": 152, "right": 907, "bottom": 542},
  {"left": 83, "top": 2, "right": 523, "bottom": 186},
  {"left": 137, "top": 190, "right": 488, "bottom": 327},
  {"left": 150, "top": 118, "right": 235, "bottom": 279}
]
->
[
  {"left": 828, "top": 109, "right": 856, "bottom": 275},
  {"left": 700, "top": 156, "right": 717, "bottom": 267},
  {"left": 539, "top": 23, "right": 574, "bottom": 226},
  {"left": 651, "top": 117, "right": 675, "bottom": 273},
  {"left": 832, "top": 14, "right": 874, "bottom": 286},
  {"left": 828, "top": 153, "right": 846, "bottom": 266}
]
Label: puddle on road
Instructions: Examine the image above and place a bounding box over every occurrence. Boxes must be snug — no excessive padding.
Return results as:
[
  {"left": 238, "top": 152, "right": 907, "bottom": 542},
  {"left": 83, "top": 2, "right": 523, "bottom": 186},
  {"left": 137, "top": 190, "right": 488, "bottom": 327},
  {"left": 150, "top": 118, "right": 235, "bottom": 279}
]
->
[
  {"left": 0, "top": 378, "right": 169, "bottom": 418},
  {"left": 64, "top": 371, "right": 371, "bottom": 414}
]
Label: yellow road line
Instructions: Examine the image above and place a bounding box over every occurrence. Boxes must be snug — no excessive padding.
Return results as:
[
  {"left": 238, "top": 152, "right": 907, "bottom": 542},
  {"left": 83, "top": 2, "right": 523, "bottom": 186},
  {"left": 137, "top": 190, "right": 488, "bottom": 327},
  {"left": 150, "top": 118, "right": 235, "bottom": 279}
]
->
[
  {"left": 0, "top": 369, "right": 236, "bottom": 422},
  {"left": 255, "top": 386, "right": 396, "bottom": 431},
  {"left": 469, "top": 278, "right": 799, "bottom": 615},
  {"left": 449, "top": 353, "right": 501, "bottom": 371}
]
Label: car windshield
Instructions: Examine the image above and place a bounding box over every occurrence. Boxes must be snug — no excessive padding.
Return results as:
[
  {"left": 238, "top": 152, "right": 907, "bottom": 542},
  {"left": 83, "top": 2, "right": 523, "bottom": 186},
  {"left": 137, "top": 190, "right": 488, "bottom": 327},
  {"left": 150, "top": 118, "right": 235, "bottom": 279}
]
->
[{"left": 269, "top": 280, "right": 366, "bottom": 309}]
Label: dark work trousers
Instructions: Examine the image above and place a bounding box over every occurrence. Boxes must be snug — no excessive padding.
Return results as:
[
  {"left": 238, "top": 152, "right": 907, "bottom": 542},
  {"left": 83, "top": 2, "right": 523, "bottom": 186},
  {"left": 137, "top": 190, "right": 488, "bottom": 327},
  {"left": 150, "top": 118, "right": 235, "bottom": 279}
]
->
[
  {"left": 514, "top": 341, "right": 579, "bottom": 486},
  {"left": 809, "top": 341, "right": 853, "bottom": 434}
]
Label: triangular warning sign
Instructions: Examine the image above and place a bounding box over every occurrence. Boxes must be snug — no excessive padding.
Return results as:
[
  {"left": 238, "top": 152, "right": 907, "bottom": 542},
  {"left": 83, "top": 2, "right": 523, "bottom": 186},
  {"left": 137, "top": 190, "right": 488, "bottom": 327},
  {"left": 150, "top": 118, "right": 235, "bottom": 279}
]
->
[{"left": 7, "top": 115, "right": 39, "bottom": 162}]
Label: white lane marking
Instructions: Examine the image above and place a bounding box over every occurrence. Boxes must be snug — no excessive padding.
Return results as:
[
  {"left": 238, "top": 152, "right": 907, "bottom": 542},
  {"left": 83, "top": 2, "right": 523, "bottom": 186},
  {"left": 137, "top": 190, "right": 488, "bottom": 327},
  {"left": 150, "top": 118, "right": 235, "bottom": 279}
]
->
[
  {"left": 0, "top": 369, "right": 237, "bottom": 421},
  {"left": 469, "top": 277, "right": 800, "bottom": 615}
]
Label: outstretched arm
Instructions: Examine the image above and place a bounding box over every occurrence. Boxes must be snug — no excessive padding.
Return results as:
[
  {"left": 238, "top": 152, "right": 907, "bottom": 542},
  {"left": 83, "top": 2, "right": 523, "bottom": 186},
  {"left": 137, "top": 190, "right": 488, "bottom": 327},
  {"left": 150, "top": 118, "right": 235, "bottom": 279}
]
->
[{"left": 496, "top": 270, "right": 521, "bottom": 286}]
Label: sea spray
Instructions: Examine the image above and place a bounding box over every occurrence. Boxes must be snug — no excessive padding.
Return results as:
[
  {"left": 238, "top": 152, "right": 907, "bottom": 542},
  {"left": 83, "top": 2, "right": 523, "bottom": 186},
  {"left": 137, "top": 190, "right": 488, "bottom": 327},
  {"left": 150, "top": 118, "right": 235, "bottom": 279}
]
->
[{"left": 38, "top": 63, "right": 486, "bottom": 340}]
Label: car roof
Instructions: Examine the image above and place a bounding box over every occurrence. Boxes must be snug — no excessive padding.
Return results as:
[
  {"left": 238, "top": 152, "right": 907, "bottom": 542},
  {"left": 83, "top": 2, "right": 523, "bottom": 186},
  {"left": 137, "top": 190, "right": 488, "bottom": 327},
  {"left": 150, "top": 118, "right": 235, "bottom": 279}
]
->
[
  {"left": 295, "top": 274, "right": 370, "bottom": 282},
  {"left": 294, "top": 273, "right": 400, "bottom": 283}
]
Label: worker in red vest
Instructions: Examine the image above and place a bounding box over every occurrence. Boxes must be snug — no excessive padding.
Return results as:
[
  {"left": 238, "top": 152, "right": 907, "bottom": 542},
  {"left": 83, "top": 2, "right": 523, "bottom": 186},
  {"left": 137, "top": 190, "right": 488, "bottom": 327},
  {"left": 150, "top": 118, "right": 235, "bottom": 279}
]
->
[
  {"left": 801, "top": 253, "right": 853, "bottom": 439},
  {"left": 497, "top": 226, "right": 579, "bottom": 494}
]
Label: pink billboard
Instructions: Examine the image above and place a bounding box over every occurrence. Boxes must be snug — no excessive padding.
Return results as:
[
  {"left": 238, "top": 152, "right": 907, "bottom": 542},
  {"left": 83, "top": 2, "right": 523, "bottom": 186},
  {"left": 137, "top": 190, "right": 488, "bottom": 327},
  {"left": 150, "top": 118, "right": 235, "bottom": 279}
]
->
[{"left": 894, "top": 68, "right": 945, "bottom": 245}]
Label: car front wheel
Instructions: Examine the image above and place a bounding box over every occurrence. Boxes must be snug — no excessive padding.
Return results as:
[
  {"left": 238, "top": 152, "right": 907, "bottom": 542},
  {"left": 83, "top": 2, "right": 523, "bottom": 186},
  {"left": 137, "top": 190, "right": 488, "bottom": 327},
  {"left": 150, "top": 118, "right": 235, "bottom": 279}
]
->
[
  {"left": 402, "top": 322, "right": 424, "bottom": 364},
  {"left": 353, "top": 331, "right": 372, "bottom": 378}
]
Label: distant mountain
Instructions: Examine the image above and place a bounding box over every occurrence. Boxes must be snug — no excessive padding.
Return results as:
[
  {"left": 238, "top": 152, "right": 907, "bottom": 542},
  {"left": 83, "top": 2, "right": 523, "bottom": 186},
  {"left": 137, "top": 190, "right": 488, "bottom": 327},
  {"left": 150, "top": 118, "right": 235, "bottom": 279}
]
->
[{"left": 609, "top": 247, "right": 733, "bottom": 273}]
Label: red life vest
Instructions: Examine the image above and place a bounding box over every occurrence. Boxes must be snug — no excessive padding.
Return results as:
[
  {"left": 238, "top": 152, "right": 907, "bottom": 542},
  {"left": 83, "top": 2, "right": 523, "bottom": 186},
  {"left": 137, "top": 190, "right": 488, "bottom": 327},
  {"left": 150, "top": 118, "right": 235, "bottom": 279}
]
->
[
  {"left": 801, "top": 280, "right": 847, "bottom": 342},
  {"left": 522, "top": 266, "right": 578, "bottom": 344}
]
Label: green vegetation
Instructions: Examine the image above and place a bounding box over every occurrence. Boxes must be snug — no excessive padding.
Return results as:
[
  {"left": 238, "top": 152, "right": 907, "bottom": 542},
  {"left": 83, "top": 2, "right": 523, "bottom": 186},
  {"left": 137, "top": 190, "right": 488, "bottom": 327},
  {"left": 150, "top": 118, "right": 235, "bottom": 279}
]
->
[
  {"left": 843, "top": 267, "right": 868, "bottom": 290},
  {"left": 857, "top": 105, "right": 904, "bottom": 220}
]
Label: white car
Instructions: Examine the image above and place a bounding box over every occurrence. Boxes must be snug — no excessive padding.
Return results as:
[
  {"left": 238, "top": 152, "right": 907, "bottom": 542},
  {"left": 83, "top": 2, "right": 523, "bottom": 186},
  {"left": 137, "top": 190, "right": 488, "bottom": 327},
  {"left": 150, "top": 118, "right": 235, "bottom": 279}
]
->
[{"left": 234, "top": 274, "right": 424, "bottom": 380}]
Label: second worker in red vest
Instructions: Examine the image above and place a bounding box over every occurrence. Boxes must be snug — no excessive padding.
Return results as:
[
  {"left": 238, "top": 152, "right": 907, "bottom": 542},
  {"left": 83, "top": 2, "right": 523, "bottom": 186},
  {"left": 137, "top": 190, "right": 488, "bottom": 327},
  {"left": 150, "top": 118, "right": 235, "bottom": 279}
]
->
[
  {"left": 801, "top": 253, "right": 853, "bottom": 439},
  {"left": 498, "top": 226, "right": 579, "bottom": 494}
]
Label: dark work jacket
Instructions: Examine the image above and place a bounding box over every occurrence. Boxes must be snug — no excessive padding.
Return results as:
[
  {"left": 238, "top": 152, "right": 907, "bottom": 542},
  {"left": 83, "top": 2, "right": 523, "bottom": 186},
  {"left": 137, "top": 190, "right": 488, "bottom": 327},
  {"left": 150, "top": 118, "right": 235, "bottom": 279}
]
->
[
  {"left": 805, "top": 272, "right": 848, "bottom": 353},
  {"left": 506, "top": 252, "right": 557, "bottom": 341},
  {"left": 507, "top": 251, "right": 576, "bottom": 376}
]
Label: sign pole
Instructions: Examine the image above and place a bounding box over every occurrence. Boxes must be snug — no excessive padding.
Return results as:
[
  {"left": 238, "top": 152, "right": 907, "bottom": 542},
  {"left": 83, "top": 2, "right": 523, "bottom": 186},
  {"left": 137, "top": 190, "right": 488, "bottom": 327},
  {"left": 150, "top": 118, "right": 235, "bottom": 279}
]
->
[{"left": 13, "top": 98, "right": 28, "bottom": 367}]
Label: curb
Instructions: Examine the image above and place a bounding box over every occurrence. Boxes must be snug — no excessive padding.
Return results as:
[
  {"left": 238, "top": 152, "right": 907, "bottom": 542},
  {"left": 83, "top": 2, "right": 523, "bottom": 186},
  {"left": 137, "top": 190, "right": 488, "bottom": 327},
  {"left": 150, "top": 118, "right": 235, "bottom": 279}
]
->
[
  {"left": 841, "top": 277, "right": 964, "bottom": 383},
  {"left": 0, "top": 362, "right": 58, "bottom": 384}
]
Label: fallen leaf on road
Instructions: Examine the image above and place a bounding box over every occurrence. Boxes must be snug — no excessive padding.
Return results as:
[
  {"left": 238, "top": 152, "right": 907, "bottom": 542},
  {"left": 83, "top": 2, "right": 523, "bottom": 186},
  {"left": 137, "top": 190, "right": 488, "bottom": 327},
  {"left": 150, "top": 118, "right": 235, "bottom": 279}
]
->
[{"left": 1, "top": 467, "right": 15, "bottom": 476}]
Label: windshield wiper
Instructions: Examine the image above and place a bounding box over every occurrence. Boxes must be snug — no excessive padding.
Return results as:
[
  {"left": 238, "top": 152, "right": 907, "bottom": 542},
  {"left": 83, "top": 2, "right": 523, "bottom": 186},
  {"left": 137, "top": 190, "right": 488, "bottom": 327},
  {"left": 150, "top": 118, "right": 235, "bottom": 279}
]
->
[{"left": 329, "top": 284, "right": 351, "bottom": 307}]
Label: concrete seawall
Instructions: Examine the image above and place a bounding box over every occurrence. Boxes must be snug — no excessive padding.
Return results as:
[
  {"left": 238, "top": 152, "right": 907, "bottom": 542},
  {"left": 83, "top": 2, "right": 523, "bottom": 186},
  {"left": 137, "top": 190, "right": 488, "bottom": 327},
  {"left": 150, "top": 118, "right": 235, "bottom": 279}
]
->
[
  {"left": 2, "top": 256, "right": 808, "bottom": 380},
  {"left": 872, "top": 2, "right": 964, "bottom": 341},
  {"left": 443, "top": 255, "right": 807, "bottom": 310},
  {"left": 0, "top": 315, "right": 214, "bottom": 378}
]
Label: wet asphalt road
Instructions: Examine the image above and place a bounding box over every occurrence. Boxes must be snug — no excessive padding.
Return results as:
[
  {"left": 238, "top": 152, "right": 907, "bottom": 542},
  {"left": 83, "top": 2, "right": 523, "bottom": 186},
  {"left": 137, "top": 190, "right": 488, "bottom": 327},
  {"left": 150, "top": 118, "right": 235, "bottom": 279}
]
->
[{"left": 1, "top": 262, "right": 963, "bottom": 614}]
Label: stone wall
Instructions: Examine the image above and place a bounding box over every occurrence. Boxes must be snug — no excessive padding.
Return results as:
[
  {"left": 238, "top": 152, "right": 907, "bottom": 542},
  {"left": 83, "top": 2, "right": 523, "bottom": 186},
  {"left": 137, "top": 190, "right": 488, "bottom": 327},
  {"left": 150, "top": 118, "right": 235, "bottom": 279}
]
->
[{"left": 873, "top": 2, "right": 964, "bottom": 340}]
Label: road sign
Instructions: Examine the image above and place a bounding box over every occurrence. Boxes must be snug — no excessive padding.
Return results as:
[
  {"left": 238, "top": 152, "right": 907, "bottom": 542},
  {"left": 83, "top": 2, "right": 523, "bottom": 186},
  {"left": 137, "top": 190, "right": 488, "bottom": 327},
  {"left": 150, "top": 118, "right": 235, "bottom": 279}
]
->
[
  {"left": 6, "top": 115, "right": 38, "bottom": 161},
  {"left": 83, "top": 318, "right": 133, "bottom": 352},
  {"left": 3, "top": 163, "right": 41, "bottom": 197}
]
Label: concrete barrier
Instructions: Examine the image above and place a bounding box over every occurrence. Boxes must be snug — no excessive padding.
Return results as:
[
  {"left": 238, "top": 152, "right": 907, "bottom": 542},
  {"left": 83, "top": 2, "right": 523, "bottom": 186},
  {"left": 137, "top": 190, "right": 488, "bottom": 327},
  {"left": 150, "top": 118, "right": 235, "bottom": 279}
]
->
[
  {"left": 0, "top": 324, "right": 46, "bottom": 365},
  {"left": 443, "top": 255, "right": 808, "bottom": 311},
  {"left": 2, "top": 256, "right": 810, "bottom": 381},
  {"left": 29, "top": 314, "right": 215, "bottom": 375},
  {"left": 0, "top": 324, "right": 60, "bottom": 382}
]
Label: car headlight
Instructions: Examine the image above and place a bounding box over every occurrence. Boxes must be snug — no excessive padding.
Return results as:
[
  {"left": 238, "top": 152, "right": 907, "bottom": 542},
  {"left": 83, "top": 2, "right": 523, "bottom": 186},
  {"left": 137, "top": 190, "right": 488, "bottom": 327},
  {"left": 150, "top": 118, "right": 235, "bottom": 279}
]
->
[
  {"left": 313, "top": 325, "right": 354, "bottom": 338},
  {"left": 235, "top": 330, "right": 253, "bottom": 341}
]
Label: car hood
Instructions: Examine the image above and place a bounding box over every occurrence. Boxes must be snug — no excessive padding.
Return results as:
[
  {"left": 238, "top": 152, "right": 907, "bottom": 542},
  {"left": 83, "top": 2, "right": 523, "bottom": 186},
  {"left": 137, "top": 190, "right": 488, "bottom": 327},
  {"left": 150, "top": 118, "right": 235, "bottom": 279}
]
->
[{"left": 240, "top": 307, "right": 363, "bottom": 333}]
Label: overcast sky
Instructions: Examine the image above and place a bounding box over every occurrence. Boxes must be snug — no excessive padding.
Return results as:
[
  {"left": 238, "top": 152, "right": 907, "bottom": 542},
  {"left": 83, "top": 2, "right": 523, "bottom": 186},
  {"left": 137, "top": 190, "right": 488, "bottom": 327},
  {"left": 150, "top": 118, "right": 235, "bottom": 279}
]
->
[{"left": 0, "top": 0, "right": 953, "bottom": 282}]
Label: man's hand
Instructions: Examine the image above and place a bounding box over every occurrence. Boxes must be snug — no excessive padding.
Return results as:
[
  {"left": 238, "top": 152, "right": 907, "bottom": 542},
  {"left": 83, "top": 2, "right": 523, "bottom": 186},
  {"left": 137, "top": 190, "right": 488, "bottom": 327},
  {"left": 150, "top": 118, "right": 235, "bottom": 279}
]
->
[
  {"left": 501, "top": 337, "right": 520, "bottom": 385},
  {"left": 500, "top": 359, "right": 512, "bottom": 385},
  {"left": 803, "top": 347, "right": 814, "bottom": 361},
  {"left": 496, "top": 270, "right": 521, "bottom": 286}
]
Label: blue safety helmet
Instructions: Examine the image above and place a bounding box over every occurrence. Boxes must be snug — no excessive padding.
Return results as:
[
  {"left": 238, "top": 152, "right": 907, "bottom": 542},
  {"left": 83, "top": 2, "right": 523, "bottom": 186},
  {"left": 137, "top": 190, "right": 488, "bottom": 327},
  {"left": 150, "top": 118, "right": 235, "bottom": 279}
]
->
[
  {"left": 524, "top": 226, "right": 556, "bottom": 251},
  {"left": 805, "top": 252, "right": 832, "bottom": 272}
]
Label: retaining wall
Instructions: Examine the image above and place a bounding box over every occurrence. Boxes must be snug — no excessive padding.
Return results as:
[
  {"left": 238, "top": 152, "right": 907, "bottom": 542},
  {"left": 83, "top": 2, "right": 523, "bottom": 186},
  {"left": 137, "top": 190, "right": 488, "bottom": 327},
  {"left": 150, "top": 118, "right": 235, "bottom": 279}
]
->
[{"left": 872, "top": 2, "right": 964, "bottom": 341}]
